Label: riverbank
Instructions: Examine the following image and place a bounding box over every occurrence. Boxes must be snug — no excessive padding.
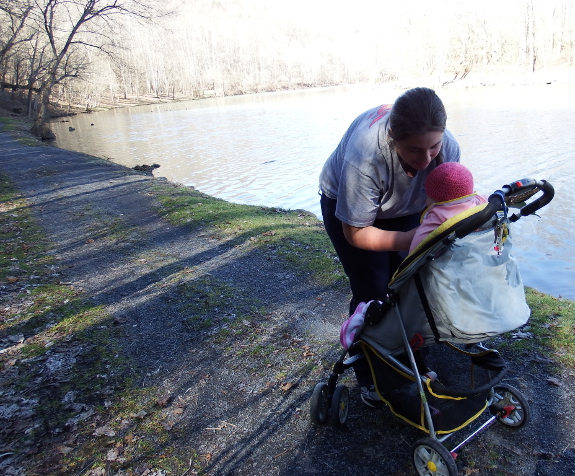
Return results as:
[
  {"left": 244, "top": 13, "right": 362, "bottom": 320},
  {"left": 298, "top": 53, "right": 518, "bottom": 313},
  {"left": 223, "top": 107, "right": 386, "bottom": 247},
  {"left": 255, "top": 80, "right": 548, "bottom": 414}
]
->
[
  {"left": 1, "top": 114, "right": 575, "bottom": 476},
  {"left": 4, "top": 65, "right": 575, "bottom": 127}
]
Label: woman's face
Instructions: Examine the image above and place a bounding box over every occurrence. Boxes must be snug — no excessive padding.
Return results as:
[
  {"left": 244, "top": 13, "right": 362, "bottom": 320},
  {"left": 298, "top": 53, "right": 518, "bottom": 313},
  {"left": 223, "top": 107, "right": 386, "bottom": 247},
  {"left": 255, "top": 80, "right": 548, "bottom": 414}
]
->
[{"left": 394, "top": 131, "right": 444, "bottom": 173}]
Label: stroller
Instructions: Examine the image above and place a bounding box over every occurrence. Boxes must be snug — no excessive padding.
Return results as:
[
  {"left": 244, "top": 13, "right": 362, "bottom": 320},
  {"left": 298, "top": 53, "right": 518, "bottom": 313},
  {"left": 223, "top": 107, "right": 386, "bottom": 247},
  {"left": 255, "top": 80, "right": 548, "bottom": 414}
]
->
[{"left": 310, "top": 178, "right": 555, "bottom": 476}]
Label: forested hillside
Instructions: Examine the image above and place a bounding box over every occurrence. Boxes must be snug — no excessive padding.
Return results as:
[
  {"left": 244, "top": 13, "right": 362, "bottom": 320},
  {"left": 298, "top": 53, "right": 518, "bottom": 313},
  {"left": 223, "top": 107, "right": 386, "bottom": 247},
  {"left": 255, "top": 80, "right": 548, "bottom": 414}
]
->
[{"left": 1, "top": 0, "right": 574, "bottom": 122}]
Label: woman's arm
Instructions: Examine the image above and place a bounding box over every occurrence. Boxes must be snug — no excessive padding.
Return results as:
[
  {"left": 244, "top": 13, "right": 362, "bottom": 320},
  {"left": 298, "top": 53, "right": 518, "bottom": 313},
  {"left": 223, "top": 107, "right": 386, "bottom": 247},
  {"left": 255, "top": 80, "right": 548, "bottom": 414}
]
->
[{"left": 342, "top": 223, "right": 417, "bottom": 251}]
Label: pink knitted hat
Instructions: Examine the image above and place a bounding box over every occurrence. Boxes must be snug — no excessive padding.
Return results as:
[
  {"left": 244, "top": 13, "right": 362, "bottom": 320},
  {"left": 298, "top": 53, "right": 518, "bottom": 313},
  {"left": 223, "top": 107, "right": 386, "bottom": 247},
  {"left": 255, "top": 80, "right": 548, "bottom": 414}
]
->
[{"left": 425, "top": 162, "right": 474, "bottom": 202}]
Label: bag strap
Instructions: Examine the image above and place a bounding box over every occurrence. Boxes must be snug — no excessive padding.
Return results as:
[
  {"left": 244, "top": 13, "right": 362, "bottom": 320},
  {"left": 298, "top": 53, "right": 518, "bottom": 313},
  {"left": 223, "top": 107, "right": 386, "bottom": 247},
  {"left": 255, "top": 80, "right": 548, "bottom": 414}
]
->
[{"left": 413, "top": 272, "right": 441, "bottom": 343}]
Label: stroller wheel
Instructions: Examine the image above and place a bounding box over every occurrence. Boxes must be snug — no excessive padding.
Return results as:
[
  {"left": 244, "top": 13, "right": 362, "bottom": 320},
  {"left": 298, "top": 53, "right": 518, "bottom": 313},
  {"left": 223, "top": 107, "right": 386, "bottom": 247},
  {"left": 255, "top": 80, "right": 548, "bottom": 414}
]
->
[
  {"left": 412, "top": 437, "right": 458, "bottom": 476},
  {"left": 492, "top": 384, "right": 530, "bottom": 428},
  {"left": 310, "top": 382, "right": 330, "bottom": 425},
  {"left": 330, "top": 385, "right": 349, "bottom": 428}
]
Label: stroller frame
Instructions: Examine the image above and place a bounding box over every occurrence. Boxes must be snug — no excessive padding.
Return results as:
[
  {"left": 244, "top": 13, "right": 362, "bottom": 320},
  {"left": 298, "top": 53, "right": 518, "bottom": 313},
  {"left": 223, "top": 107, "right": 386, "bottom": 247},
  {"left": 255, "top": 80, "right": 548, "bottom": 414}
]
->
[{"left": 310, "top": 178, "right": 554, "bottom": 476}]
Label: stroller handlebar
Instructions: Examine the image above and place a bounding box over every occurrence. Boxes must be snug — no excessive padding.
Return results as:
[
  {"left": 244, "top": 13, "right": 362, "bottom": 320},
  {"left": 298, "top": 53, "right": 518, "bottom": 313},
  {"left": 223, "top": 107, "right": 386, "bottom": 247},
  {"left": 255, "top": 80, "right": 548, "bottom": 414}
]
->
[
  {"left": 453, "top": 178, "right": 554, "bottom": 239},
  {"left": 504, "top": 178, "right": 555, "bottom": 222}
]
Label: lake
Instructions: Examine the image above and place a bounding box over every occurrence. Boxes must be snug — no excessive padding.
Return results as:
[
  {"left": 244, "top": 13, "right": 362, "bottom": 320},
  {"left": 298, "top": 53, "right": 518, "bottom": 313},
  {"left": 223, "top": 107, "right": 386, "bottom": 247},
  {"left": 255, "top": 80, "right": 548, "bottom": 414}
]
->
[{"left": 48, "top": 83, "right": 575, "bottom": 301}]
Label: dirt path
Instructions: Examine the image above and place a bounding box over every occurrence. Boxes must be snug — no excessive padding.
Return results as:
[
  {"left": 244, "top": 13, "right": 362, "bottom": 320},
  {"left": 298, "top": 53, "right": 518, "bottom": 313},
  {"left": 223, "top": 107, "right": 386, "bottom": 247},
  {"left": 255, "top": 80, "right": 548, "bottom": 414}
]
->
[{"left": 1, "top": 130, "right": 574, "bottom": 476}]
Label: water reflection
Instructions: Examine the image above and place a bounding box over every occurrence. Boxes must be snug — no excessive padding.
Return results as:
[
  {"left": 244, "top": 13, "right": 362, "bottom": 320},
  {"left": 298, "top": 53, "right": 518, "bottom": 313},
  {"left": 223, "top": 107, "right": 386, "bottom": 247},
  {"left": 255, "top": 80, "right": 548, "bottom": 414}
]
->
[{"left": 49, "top": 84, "right": 575, "bottom": 300}]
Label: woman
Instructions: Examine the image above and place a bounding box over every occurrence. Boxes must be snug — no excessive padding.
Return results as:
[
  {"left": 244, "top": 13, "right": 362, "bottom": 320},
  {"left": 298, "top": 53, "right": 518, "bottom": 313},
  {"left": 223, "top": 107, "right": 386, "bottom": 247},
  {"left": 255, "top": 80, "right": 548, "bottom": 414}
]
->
[{"left": 319, "top": 87, "right": 461, "bottom": 406}]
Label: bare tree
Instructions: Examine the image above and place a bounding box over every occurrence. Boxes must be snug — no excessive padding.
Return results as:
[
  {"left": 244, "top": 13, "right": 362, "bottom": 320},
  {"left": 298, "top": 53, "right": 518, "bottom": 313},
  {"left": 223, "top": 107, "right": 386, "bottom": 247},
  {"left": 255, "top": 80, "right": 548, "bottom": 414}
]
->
[
  {"left": 24, "top": 34, "right": 49, "bottom": 116},
  {"left": 0, "top": 0, "right": 33, "bottom": 63},
  {"left": 27, "top": 0, "right": 166, "bottom": 138},
  {"left": 0, "top": 0, "right": 34, "bottom": 93},
  {"left": 3, "top": 0, "right": 574, "bottom": 125},
  {"left": 525, "top": 1, "right": 536, "bottom": 73}
]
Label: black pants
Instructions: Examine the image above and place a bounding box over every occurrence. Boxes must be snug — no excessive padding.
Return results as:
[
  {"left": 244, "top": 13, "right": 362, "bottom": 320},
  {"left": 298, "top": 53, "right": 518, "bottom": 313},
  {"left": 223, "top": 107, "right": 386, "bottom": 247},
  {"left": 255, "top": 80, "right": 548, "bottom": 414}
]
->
[
  {"left": 320, "top": 194, "right": 420, "bottom": 314},
  {"left": 321, "top": 194, "right": 420, "bottom": 387}
]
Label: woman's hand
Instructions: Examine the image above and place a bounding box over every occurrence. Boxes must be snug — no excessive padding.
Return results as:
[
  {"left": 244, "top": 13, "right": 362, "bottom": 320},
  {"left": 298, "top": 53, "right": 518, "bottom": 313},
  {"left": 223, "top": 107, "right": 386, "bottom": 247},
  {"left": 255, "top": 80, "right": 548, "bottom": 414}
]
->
[{"left": 342, "top": 223, "right": 417, "bottom": 251}]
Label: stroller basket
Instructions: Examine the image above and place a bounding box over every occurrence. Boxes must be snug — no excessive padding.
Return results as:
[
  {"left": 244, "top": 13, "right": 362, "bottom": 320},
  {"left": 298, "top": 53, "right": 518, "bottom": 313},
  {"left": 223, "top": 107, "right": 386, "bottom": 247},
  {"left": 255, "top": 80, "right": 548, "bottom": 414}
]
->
[{"left": 361, "top": 341, "right": 508, "bottom": 434}]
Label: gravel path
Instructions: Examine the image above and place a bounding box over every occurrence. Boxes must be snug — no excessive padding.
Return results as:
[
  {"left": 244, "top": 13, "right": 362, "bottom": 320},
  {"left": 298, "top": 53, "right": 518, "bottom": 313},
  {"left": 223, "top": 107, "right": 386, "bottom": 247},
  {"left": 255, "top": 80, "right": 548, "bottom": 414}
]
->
[{"left": 1, "top": 130, "right": 574, "bottom": 476}]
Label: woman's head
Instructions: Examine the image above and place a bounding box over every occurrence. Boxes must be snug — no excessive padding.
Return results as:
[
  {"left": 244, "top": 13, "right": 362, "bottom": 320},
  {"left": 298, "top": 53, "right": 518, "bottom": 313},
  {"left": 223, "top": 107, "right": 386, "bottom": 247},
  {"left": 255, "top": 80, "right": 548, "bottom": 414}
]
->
[
  {"left": 388, "top": 87, "right": 447, "bottom": 141},
  {"left": 387, "top": 87, "right": 447, "bottom": 172}
]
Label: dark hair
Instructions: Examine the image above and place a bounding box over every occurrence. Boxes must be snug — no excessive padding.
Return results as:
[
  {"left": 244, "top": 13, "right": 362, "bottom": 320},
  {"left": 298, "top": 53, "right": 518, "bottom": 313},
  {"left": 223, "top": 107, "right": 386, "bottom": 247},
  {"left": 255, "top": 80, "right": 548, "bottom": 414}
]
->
[{"left": 387, "top": 87, "right": 447, "bottom": 143}]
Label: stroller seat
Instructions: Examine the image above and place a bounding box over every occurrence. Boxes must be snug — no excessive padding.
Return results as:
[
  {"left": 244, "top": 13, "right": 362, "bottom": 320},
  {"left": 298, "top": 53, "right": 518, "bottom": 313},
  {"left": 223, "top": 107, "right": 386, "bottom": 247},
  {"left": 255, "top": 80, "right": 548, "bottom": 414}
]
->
[{"left": 361, "top": 200, "right": 530, "bottom": 354}]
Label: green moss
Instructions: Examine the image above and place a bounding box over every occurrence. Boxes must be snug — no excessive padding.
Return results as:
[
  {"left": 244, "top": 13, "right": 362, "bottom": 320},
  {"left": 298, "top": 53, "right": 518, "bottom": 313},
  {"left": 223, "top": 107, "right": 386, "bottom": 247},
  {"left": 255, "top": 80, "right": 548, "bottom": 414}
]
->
[
  {"left": 151, "top": 182, "right": 346, "bottom": 286},
  {"left": 494, "top": 288, "right": 575, "bottom": 367},
  {"left": 177, "top": 274, "right": 265, "bottom": 334},
  {"left": 19, "top": 343, "right": 46, "bottom": 358},
  {"left": 0, "top": 115, "right": 39, "bottom": 145},
  {"left": 0, "top": 174, "right": 51, "bottom": 283},
  {"left": 525, "top": 288, "right": 575, "bottom": 366}
]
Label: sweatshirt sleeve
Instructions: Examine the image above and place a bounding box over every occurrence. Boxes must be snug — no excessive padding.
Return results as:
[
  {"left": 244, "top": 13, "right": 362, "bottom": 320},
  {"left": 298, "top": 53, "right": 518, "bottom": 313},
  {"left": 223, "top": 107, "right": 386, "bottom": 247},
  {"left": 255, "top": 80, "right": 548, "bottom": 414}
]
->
[{"left": 408, "top": 208, "right": 446, "bottom": 253}]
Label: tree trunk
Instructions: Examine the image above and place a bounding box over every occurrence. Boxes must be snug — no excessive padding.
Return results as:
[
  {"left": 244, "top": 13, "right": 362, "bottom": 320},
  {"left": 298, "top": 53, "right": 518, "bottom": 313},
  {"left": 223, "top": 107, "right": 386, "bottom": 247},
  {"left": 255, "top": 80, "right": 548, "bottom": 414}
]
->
[{"left": 30, "top": 83, "right": 56, "bottom": 140}]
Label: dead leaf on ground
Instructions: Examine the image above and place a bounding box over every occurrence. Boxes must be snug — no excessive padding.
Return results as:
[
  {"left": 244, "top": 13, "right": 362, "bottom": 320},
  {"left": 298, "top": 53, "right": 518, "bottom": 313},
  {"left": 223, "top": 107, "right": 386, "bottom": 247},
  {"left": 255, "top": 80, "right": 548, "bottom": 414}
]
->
[
  {"left": 302, "top": 345, "right": 315, "bottom": 357},
  {"left": 130, "top": 410, "right": 148, "bottom": 419},
  {"left": 119, "top": 420, "right": 132, "bottom": 431},
  {"left": 546, "top": 377, "right": 562, "bottom": 386},
  {"left": 93, "top": 425, "right": 116, "bottom": 437},
  {"left": 156, "top": 395, "right": 172, "bottom": 407},
  {"left": 85, "top": 239, "right": 95, "bottom": 243},
  {"left": 280, "top": 382, "right": 296, "bottom": 391},
  {"left": 106, "top": 448, "right": 119, "bottom": 461},
  {"left": 7, "top": 276, "right": 19, "bottom": 283},
  {"left": 56, "top": 445, "right": 74, "bottom": 454},
  {"left": 86, "top": 469, "right": 106, "bottom": 476},
  {"left": 106, "top": 444, "right": 125, "bottom": 462},
  {"left": 161, "top": 421, "right": 175, "bottom": 431},
  {"left": 462, "top": 468, "right": 480, "bottom": 475},
  {"left": 3, "top": 359, "right": 17, "bottom": 369}
]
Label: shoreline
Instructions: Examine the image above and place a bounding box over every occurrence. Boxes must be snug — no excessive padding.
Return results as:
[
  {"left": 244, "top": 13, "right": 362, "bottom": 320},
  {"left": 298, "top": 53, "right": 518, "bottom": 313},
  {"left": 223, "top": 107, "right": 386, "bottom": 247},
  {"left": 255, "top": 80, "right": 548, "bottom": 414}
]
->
[
  {"left": 4, "top": 65, "right": 575, "bottom": 123},
  {"left": 36, "top": 81, "right": 575, "bottom": 302},
  {"left": 3, "top": 92, "right": 571, "bottom": 299}
]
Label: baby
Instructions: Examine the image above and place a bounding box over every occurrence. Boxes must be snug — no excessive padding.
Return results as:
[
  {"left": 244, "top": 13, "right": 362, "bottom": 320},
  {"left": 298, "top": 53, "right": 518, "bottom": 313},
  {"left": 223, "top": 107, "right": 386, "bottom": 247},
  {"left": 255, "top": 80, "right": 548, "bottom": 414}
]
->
[{"left": 409, "top": 162, "right": 487, "bottom": 253}]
